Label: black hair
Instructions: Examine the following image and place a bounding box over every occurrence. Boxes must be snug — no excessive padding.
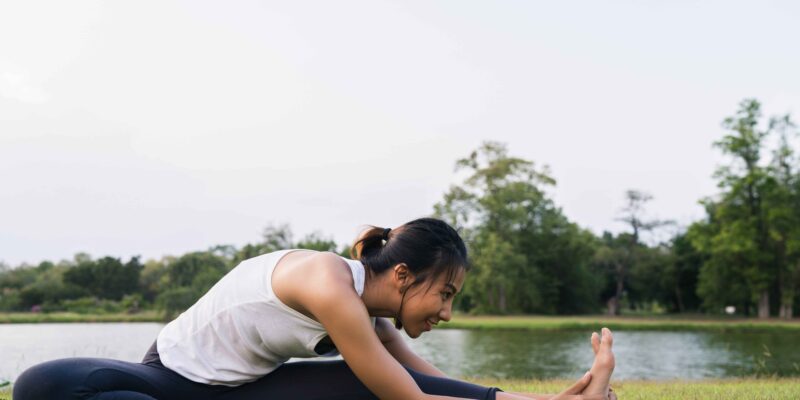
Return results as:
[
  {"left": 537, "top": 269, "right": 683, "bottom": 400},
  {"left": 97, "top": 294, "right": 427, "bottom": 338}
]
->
[{"left": 350, "top": 217, "right": 469, "bottom": 329}]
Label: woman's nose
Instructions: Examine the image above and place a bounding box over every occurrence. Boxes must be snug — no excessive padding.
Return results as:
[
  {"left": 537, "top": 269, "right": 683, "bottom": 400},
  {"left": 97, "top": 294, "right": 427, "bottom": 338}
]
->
[{"left": 439, "top": 303, "right": 452, "bottom": 322}]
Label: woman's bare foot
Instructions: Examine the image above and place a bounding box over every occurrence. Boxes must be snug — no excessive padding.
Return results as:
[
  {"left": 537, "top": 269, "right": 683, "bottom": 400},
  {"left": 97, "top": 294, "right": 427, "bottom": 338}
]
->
[{"left": 582, "top": 327, "right": 615, "bottom": 397}]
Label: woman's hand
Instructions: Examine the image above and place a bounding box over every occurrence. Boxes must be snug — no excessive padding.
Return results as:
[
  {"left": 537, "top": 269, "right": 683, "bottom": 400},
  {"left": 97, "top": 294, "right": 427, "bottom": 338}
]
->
[
  {"left": 541, "top": 374, "right": 617, "bottom": 400},
  {"left": 551, "top": 372, "right": 592, "bottom": 399}
]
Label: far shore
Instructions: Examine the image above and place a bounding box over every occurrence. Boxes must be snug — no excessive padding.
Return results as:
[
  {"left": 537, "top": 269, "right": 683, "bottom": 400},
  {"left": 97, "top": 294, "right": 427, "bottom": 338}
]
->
[
  {"left": 440, "top": 315, "right": 800, "bottom": 332},
  {"left": 2, "top": 312, "right": 799, "bottom": 332},
  {"left": 0, "top": 311, "right": 164, "bottom": 324}
]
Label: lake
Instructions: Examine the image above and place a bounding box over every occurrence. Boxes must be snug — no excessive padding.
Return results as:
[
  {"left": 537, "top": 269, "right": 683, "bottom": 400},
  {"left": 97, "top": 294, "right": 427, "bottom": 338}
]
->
[{"left": 1, "top": 323, "right": 799, "bottom": 383}]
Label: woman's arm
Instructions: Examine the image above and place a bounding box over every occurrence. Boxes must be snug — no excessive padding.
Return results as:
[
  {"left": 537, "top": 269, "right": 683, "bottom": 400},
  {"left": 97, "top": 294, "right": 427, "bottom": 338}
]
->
[
  {"left": 375, "top": 317, "right": 449, "bottom": 378},
  {"left": 296, "top": 253, "right": 464, "bottom": 400}
]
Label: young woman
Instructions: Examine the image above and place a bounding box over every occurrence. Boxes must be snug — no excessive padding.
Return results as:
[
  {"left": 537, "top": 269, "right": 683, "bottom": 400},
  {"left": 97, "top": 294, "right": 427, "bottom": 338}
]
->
[{"left": 14, "top": 217, "right": 615, "bottom": 400}]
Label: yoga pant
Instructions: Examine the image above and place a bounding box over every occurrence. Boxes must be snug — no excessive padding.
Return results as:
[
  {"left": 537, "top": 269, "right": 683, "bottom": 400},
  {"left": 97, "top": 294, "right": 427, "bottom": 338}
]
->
[{"left": 13, "top": 341, "right": 502, "bottom": 400}]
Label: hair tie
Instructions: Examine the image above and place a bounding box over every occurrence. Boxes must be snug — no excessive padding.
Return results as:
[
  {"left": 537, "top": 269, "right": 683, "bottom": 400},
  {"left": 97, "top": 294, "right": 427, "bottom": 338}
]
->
[{"left": 382, "top": 228, "right": 391, "bottom": 241}]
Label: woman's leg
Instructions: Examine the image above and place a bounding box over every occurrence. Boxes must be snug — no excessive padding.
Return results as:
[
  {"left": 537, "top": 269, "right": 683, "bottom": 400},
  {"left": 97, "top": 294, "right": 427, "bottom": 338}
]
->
[
  {"left": 582, "top": 328, "right": 614, "bottom": 397},
  {"left": 12, "top": 358, "right": 227, "bottom": 400},
  {"left": 219, "top": 360, "right": 503, "bottom": 400}
]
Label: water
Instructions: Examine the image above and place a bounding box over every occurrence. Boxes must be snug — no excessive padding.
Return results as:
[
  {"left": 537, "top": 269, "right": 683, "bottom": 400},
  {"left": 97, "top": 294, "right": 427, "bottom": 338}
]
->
[
  {"left": 2, "top": 323, "right": 799, "bottom": 383},
  {"left": 406, "top": 329, "right": 800, "bottom": 380}
]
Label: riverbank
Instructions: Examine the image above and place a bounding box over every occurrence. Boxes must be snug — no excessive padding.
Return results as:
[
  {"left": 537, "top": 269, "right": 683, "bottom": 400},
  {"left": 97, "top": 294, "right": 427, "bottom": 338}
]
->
[
  {"left": 2, "top": 378, "right": 799, "bottom": 399},
  {"left": 0, "top": 311, "right": 163, "bottom": 323},
  {"left": 2, "top": 312, "right": 799, "bottom": 332},
  {"left": 440, "top": 315, "right": 800, "bottom": 333}
]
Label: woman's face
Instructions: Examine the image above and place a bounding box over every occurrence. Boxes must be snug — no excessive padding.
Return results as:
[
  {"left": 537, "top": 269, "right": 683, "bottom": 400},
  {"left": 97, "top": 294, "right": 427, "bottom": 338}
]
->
[{"left": 401, "top": 267, "right": 465, "bottom": 338}]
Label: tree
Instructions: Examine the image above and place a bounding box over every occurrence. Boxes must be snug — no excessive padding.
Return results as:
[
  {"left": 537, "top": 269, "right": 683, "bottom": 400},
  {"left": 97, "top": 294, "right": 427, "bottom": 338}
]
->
[
  {"left": 662, "top": 233, "right": 702, "bottom": 312},
  {"left": 765, "top": 114, "right": 800, "bottom": 318},
  {"left": 605, "top": 190, "right": 672, "bottom": 315},
  {"left": 155, "top": 251, "right": 228, "bottom": 317},
  {"left": 690, "top": 99, "right": 797, "bottom": 318},
  {"left": 139, "top": 257, "right": 172, "bottom": 303},
  {"left": 435, "top": 141, "right": 599, "bottom": 314},
  {"left": 166, "top": 252, "right": 227, "bottom": 290},
  {"left": 63, "top": 256, "right": 143, "bottom": 301}
]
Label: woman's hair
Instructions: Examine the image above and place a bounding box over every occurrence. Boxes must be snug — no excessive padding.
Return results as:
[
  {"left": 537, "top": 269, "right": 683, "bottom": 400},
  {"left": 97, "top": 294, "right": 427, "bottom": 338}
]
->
[{"left": 351, "top": 217, "right": 469, "bottom": 329}]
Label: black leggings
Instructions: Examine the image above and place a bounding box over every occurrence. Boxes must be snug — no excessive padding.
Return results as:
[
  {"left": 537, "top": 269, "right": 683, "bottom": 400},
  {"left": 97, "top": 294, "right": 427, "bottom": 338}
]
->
[{"left": 13, "top": 342, "right": 502, "bottom": 400}]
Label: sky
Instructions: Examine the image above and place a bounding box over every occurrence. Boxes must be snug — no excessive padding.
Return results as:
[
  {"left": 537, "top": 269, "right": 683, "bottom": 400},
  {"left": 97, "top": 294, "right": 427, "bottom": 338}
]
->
[{"left": 1, "top": 1, "right": 799, "bottom": 266}]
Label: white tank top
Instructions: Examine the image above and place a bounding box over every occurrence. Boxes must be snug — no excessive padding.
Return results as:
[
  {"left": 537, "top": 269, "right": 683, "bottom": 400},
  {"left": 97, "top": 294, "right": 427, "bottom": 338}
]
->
[{"left": 156, "top": 249, "right": 375, "bottom": 386}]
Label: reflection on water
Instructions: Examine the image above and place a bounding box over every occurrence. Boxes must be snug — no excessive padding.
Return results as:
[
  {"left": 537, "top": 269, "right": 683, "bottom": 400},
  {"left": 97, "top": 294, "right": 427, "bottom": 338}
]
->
[
  {"left": 403, "top": 329, "right": 800, "bottom": 380},
  {"left": 1, "top": 323, "right": 799, "bottom": 383}
]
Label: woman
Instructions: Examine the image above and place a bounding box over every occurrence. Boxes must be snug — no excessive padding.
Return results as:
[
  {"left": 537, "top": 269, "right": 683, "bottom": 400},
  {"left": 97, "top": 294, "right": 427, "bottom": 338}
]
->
[{"left": 14, "top": 217, "right": 615, "bottom": 400}]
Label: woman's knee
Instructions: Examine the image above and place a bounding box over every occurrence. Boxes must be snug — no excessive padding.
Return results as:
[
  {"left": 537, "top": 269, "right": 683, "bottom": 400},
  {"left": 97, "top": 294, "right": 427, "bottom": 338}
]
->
[
  {"left": 13, "top": 358, "right": 164, "bottom": 400},
  {"left": 13, "top": 358, "right": 93, "bottom": 400}
]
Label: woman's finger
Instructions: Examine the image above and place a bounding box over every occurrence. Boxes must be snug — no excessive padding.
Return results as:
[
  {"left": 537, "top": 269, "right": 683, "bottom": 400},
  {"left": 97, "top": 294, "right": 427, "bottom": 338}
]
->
[
  {"left": 591, "top": 332, "right": 600, "bottom": 355},
  {"left": 551, "top": 372, "right": 592, "bottom": 399}
]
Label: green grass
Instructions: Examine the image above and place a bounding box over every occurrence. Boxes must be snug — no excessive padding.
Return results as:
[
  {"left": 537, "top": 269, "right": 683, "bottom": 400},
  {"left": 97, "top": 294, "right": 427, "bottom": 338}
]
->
[
  {"left": 0, "top": 311, "right": 163, "bottom": 324},
  {"left": 484, "top": 378, "right": 800, "bottom": 399},
  {"left": 2, "top": 379, "right": 799, "bottom": 399},
  {"left": 439, "top": 315, "right": 800, "bottom": 333}
]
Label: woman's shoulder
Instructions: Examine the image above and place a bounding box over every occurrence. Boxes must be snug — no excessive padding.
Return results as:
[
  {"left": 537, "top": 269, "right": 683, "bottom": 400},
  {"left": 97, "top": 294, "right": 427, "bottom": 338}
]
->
[
  {"left": 278, "top": 250, "right": 354, "bottom": 283},
  {"left": 272, "top": 251, "right": 359, "bottom": 319}
]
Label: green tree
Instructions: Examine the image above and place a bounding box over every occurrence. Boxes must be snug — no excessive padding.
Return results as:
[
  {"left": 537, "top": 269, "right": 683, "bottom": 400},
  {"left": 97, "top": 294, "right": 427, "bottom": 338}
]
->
[
  {"left": 662, "top": 233, "right": 702, "bottom": 312},
  {"left": 435, "top": 141, "right": 599, "bottom": 314},
  {"left": 690, "top": 99, "right": 796, "bottom": 317},
  {"left": 156, "top": 251, "right": 228, "bottom": 317},
  {"left": 16, "top": 262, "right": 85, "bottom": 311},
  {"left": 605, "top": 190, "right": 672, "bottom": 315},
  {"left": 63, "top": 256, "right": 143, "bottom": 301},
  {"left": 166, "top": 252, "right": 227, "bottom": 290},
  {"left": 139, "top": 257, "right": 172, "bottom": 303},
  {"left": 765, "top": 114, "right": 800, "bottom": 318}
]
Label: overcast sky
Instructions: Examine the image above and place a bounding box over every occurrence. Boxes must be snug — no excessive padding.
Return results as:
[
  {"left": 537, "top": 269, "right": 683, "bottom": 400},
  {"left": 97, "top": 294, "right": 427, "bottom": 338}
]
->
[{"left": 1, "top": 1, "right": 799, "bottom": 266}]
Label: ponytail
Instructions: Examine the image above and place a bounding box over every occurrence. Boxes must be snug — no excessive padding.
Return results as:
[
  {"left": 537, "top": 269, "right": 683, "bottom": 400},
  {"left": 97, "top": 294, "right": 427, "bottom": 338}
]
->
[
  {"left": 350, "top": 226, "right": 391, "bottom": 261},
  {"left": 350, "top": 217, "right": 468, "bottom": 290}
]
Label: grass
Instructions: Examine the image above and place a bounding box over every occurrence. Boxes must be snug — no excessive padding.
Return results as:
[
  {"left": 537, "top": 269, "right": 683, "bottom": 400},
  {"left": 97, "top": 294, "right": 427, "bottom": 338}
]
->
[
  {"left": 0, "top": 311, "right": 163, "bottom": 323},
  {"left": 2, "top": 378, "right": 799, "bottom": 399},
  {"left": 439, "top": 315, "right": 800, "bottom": 333},
  {"left": 486, "top": 378, "right": 800, "bottom": 399}
]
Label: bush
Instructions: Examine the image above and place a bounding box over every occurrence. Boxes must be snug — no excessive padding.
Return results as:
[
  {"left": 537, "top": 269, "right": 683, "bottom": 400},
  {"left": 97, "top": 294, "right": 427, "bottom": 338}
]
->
[{"left": 157, "top": 287, "right": 199, "bottom": 319}]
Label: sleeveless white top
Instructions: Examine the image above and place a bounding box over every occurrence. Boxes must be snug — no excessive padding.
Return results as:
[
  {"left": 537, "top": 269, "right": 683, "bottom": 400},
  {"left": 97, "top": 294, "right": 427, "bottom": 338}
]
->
[{"left": 157, "top": 249, "right": 375, "bottom": 386}]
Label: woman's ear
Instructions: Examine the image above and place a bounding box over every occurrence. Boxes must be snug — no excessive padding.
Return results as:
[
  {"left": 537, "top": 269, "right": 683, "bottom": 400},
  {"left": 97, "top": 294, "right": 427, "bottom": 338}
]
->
[{"left": 393, "top": 263, "right": 411, "bottom": 290}]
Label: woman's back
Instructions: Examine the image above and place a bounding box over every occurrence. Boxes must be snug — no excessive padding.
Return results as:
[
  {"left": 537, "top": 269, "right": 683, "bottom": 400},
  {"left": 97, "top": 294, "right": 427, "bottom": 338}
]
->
[{"left": 157, "top": 249, "right": 372, "bottom": 386}]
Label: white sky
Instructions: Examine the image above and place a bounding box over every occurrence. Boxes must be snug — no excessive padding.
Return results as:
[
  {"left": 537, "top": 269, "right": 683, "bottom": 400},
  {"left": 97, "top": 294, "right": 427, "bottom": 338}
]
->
[{"left": 1, "top": 1, "right": 799, "bottom": 266}]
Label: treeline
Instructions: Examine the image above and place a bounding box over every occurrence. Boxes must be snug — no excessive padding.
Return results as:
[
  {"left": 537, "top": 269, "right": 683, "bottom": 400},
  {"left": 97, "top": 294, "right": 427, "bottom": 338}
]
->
[
  {"left": 0, "top": 226, "right": 341, "bottom": 319},
  {"left": 0, "top": 99, "right": 798, "bottom": 319}
]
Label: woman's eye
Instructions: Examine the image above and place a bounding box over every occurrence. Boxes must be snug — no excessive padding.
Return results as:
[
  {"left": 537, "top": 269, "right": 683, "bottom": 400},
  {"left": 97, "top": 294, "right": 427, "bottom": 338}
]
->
[{"left": 441, "top": 292, "right": 452, "bottom": 300}]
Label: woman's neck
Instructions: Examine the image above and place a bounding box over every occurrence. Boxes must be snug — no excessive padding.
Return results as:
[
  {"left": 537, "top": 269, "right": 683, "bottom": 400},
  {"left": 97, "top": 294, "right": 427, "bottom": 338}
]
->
[{"left": 360, "top": 270, "right": 400, "bottom": 318}]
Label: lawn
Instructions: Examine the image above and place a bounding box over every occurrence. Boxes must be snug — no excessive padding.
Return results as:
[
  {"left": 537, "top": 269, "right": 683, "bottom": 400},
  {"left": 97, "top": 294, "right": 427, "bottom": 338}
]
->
[
  {"left": 2, "top": 378, "right": 799, "bottom": 399},
  {"left": 486, "top": 378, "right": 800, "bottom": 399}
]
